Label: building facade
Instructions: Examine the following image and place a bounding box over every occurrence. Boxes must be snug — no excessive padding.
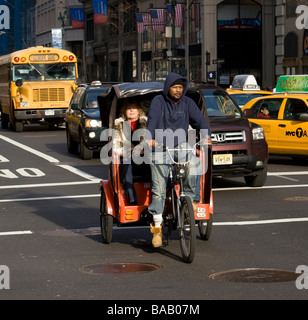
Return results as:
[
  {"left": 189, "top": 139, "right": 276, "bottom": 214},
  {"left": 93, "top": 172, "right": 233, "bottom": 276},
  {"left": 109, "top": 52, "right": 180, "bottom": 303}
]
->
[
  {"left": 36, "top": 0, "right": 84, "bottom": 76},
  {"left": 275, "top": 0, "right": 308, "bottom": 78},
  {"left": 0, "top": 0, "right": 36, "bottom": 55},
  {"left": 79, "top": 0, "right": 279, "bottom": 88},
  {"left": 1, "top": 0, "right": 307, "bottom": 89}
]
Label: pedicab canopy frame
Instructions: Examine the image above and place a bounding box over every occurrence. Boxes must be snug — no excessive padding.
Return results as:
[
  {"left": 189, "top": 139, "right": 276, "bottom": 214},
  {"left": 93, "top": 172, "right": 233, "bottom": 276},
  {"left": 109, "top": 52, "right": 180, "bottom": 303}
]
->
[{"left": 97, "top": 82, "right": 213, "bottom": 226}]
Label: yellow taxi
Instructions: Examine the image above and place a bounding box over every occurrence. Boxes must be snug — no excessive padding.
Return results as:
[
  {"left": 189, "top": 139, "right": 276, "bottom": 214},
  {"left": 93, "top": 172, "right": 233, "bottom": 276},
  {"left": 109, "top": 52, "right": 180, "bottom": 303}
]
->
[
  {"left": 242, "top": 75, "right": 308, "bottom": 157},
  {"left": 227, "top": 74, "right": 272, "bottom": 108}
]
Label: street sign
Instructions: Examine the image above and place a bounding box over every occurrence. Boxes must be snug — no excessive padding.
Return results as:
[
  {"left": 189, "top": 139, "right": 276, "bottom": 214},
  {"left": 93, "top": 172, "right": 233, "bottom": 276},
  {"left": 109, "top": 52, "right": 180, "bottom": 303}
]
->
[{"left": 212, "top": 59, "right": 225, "bottom": 64}]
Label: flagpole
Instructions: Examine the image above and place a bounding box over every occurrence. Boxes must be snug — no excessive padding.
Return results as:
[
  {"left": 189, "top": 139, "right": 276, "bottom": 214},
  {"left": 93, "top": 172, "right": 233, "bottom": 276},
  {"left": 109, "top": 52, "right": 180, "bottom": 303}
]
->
[{"left": 171, "top": 0, "right": 176, "bottom": 72}]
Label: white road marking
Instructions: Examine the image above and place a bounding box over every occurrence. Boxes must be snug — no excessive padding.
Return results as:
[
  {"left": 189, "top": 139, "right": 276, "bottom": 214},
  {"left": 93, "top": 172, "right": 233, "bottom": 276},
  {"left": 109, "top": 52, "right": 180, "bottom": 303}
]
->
[
  {"left": 214, "top": 183, "right": 308, "bottom": 191},
  {"left": 0, "top": 194, "right": 99, "bottom": 203},
  {"left": 0, "top": 180, "right": 100, "bottom": 190},
  {"left": 0, "top": 135, "right": 59, "bottom": 163},
  {"left": 57, "top": 164, "right": 100, "bottom": 181},
  {"left": 0, "top": 230, "right": 33, "bottom": 236},
  {"left": 0, "top": 134, "right": 100, "bottom": 181}
]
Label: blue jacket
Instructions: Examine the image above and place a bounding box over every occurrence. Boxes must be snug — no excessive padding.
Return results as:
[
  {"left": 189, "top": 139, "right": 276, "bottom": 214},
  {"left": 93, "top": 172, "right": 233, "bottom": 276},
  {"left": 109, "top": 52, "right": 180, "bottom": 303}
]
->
[{"left": 146, "top": 72, "right": 211, "bottom": 147}]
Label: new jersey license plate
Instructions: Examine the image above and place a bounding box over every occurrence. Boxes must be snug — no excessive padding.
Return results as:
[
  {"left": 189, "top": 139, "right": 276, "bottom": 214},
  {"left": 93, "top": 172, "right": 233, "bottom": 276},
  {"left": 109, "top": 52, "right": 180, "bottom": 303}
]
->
[{"left": 213, "top": 154, "right": 233, "bottom": 165}]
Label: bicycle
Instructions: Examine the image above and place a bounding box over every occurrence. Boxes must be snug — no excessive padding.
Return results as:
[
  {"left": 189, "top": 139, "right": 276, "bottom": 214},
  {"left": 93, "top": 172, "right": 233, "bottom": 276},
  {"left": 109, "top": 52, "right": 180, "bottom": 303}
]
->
[{"left": 160, "top": 141, "right": 209, "bottom": 263}]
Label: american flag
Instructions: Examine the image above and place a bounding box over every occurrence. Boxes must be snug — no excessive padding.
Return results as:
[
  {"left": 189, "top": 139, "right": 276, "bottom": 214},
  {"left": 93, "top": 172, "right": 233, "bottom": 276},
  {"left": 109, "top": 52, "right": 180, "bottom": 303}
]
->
[
  {"left": 167, "top": 3, "right": 183, "bottom": 27},
  {"left": 136, "top": 13, "right": 151, "bottom": 33},
  {"left": 143, "top": 13, "right": 151, "bottom": 32},
  {"left": 150, "top": 9, "right": 165, "bottom": 32},
  {"left": 136, "top": 13, "right": 145, "bottom": 33}
]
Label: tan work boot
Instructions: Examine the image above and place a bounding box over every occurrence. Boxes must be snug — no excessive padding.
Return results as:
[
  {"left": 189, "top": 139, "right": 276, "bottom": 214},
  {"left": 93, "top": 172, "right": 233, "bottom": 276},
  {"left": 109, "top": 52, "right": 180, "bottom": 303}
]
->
[{"left": 150, "top": 224, "right": 163, "bottom": 248}]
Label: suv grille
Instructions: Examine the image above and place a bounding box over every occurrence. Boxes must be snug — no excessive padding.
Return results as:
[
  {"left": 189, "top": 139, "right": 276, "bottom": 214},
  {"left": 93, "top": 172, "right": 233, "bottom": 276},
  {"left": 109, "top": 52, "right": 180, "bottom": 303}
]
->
[
  {"left": 33, "top": 88, "right": 65, "bottom": 102},
  {"left": 211, "top": 131, "right": 246, "bottom": 144}
]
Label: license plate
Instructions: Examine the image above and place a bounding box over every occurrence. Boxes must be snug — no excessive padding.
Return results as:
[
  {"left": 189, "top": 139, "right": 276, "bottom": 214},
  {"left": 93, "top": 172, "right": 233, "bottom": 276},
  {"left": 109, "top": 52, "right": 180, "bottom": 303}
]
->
[
  {"left": 45, "top": 110, "right": 55, "bottom": 116},
  {"left": 213, "top": 154, "right": 233, "bottom": 165}
]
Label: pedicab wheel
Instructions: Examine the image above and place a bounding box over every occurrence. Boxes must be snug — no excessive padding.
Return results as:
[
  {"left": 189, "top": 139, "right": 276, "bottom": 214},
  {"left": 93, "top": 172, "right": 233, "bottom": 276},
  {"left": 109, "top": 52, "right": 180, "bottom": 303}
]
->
[
  {"left": 198, "top": 214, "right": 213, "bottom": 240},
  {"left": 179, "top": 196, "right": 196, "bottom": 263},
  {"left": 99, "top": 188, "right": 113, "bottom": 244}
]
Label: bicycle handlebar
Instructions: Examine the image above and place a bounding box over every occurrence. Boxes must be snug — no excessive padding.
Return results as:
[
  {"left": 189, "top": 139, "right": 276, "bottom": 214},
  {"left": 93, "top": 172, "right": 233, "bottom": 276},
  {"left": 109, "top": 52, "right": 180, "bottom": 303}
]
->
[{"left": 157, "top": 141, "right": 211, "bottom": 166}]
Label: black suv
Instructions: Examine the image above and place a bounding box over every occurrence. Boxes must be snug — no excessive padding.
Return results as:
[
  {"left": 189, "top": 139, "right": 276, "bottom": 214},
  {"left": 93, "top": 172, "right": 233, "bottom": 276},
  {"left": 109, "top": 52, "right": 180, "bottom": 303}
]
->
[{"left": 65, "top": 81, "right": 112, "bottom": 159}]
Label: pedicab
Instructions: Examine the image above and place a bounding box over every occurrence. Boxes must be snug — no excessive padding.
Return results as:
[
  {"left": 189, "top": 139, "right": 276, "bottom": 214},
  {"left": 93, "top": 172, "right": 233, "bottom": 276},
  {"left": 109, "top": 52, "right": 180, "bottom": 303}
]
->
[{"left": 97, "top": 82, "right": 213, "bottom": 263}]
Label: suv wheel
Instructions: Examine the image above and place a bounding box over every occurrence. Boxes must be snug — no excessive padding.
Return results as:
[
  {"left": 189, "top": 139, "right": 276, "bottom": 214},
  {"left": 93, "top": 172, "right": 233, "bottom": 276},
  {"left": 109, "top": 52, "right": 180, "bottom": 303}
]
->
[
  {"left": 66, "top": 127, "right": 78, "bottom": 154},
  {"left": 244, "top": 165, "right": 267, "bottom": 187},
  {"left": 80, "top": 135, "right": 93, "bottom": 160}
]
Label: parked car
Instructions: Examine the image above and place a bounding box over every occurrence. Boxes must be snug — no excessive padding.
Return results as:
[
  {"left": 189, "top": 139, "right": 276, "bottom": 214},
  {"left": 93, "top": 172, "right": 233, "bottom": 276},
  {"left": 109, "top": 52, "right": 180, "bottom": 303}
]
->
[
  {"left": 227, "top": 74, "right": 272, "bottom": 108},
  {"left": 65, "top": 81, "right": 112, "bottom": 159},
  {"left": 98, "top": 81, "right": 268, "bottom": 187},
  {"left": 242, "top": 75, "right": 308, "bottom": 159}
]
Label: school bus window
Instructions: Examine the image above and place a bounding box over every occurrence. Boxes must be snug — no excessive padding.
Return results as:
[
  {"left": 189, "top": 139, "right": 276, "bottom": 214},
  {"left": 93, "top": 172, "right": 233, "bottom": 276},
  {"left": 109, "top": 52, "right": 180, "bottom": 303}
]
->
[{"left": 13, "top": 63, "right": 76, "bottom": 82}]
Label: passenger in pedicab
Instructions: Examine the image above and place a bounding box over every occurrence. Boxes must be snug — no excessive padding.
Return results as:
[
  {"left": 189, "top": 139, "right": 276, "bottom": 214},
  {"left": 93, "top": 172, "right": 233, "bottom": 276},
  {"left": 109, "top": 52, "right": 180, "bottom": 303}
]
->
[
  {"left": 112, "top": 97, "right": 148, "bottom": 206},
  {"left": 144, "top": 72, "right": 212, "bottom": 248}
]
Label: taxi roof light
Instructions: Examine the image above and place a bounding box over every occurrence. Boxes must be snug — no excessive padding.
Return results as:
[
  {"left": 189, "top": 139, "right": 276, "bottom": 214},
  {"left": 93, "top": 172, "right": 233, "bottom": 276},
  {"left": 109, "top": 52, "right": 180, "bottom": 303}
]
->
[{"left": 230, "top": 74, "right": 260, "bottom": 91}]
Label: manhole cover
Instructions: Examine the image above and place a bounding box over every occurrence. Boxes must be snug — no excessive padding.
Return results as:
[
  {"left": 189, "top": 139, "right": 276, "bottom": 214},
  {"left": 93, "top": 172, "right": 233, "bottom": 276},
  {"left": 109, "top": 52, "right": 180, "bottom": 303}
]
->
[
  {"left": 282, "top": 196, "right": 308, "bottom": 202},
  {"left": 209, "top": 268, "right": 297, "bottom": 283},
  {"left": 80, "top": 263, "right": 163, "bottom": 275}
]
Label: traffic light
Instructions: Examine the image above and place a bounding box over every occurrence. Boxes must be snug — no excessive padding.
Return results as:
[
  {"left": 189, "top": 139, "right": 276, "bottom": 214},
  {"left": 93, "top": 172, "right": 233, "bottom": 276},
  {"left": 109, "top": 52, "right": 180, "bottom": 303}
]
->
[{"left": 206, "top": 51, "right": 210, "bottom": 66}]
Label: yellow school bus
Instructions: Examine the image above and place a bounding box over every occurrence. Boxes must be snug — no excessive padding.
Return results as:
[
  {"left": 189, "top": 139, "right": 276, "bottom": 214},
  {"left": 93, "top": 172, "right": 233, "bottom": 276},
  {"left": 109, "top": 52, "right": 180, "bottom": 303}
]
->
[{"left": 0, "top": 46, "right": 79, "bottom": 131}]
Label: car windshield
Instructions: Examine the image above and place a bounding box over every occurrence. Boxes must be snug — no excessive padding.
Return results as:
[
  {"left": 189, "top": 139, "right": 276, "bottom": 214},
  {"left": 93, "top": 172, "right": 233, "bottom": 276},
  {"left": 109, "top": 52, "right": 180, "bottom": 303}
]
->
[
  {"left": 231, "top": 93, "right": 266, "bottom": 108},
  {"left": 202, "top": 89, "right": 242, "bottom": 118},
  {"left": 13, "top": 63, "right": 76, "bottom": 81},
  {"left": 85, "top": 88, "right": 109, "bottom": 109}
]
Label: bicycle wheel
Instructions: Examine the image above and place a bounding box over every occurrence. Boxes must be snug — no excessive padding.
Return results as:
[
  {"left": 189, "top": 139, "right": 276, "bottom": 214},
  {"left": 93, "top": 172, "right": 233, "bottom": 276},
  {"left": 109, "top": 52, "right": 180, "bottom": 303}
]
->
[
  {"left": 99, "top": 188, "right": 113, "bottom": 244},
  {"left": 179, "top": 196, "right": 196, "bottom": 263},
  {"left": 198, "top": 214, "right": 213, "bottom": 240}
]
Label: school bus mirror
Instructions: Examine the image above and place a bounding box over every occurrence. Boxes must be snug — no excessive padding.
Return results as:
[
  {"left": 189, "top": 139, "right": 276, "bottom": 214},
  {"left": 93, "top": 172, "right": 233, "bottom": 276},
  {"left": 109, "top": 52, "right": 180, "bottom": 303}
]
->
[
  {"left": 75, "top": 78, "right": 82, "bottom": 85},
  {"left": 15, "top": 79, "right": 23, "bottom": 87}
]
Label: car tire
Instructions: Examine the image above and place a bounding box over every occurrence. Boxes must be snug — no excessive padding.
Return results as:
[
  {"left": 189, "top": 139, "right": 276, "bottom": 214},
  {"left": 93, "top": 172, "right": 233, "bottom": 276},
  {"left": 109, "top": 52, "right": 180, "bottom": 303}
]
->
[
  {"left": 80, "top": 134, "right": 93, "bottom": 160},
  {"left": 66, "top": 127, "right": 78, "bottom": 154},
  {"left": 244, "top": 165, "right": 267, "bottom": 187},
  {"left": 1, "top": 113, "right": 9, "bottom": 129}
]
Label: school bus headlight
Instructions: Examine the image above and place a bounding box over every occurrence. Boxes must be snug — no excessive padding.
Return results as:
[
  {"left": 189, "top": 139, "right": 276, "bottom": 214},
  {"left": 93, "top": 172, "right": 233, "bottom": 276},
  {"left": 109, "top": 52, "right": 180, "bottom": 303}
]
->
[
  {"left": 252, "top": 127, "right": 265, "bottom": 140},
  {"left": 20, "top": 102, "right": 29, "bottom": 107}
]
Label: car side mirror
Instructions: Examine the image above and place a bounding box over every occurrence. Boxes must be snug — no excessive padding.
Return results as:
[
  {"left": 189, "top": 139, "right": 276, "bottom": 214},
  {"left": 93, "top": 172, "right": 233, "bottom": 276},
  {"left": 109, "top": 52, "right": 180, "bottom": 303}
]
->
[
  {"left": 243, "top": 109, "right": 254, "bottom": 118},
  {"left": 71, "top": 103, "right": 80, "bottom": 111},
  {"left": 298, "top": 113, "right": 308, "bottom": 122}
]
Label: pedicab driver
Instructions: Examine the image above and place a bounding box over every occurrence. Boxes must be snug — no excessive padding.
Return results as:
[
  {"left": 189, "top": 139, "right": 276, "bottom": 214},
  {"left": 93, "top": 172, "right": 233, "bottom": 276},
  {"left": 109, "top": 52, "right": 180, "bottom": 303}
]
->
[{"left": 145, "top": 72, "right": 212, "bottom": 248}]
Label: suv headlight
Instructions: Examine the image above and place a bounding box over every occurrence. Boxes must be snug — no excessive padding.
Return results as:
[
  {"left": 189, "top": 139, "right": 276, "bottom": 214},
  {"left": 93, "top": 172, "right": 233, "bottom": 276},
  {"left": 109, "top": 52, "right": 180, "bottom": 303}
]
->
[
  {"left": 252, "top": 127, "right": 265, "bottom": 140},
  {"left": 85, "top": 119, "right": 102, "bottom": 128}
]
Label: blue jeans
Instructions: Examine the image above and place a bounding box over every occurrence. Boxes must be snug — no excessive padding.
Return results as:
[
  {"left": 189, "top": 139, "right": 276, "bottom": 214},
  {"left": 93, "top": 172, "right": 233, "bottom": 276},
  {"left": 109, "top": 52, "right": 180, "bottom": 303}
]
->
[
  {"left": 119, "top": 163, "right": 137, "bottom": 203},
  {"left": 148, "top": 145, "right": 200, "bottom": 217}
]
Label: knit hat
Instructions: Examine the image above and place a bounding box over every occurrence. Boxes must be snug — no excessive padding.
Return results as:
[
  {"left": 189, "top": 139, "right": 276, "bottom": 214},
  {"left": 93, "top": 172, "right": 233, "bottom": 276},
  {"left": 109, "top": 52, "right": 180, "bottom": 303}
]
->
[{"left": 170, "top": 78, "right": 185, "bottom": 87}]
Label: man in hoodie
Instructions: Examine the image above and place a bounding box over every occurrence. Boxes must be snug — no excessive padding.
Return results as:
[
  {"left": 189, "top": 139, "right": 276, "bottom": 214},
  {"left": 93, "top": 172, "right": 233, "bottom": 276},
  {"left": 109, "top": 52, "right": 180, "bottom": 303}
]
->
[{"left": 145, "top": 72, "right": 212, "bottom": 248}]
